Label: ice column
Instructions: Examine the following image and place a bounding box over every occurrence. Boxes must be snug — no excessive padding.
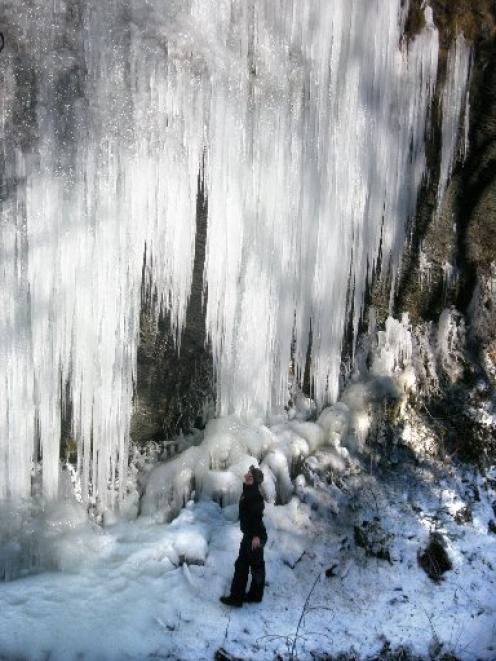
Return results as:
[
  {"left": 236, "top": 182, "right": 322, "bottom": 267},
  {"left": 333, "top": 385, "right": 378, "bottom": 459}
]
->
[{"left": 437, "top": 33, "right": 472, "bottom": 211}]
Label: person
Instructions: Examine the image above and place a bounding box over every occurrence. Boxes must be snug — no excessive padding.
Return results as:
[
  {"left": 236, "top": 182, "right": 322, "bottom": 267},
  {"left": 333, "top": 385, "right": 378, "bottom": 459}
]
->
[{"left": 220, "top": 465, "right": 267, "bottom": 607}]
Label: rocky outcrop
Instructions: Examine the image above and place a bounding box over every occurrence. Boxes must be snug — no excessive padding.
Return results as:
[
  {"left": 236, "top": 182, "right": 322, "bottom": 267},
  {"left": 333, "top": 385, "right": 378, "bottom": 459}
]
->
[{"left": 366, "top": 3, "right": 496, "bottom": 462}]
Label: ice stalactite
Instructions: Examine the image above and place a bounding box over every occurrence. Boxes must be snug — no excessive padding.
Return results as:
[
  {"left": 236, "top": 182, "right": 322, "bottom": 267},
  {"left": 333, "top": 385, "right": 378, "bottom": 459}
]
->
[
  {"left": 0, "top": 1, "right": 470, "bottom": 506},
  {"left": 372, "top": 314, "right": 414, "bottom": 379},
  {"left": 437, "top": 33, "right": 473, "bottom": 212}
]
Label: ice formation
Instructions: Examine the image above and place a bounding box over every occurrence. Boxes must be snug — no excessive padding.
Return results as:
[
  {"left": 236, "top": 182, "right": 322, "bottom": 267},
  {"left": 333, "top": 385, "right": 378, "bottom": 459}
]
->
[
  {"left": 1, "top": 1, "right": 202, "bottom": 504},
  {"left": 141, "top": 316, "right": 426, "bottom": 525},
  {"left": 437, "top": 33, "right": 472, "bottom": 211},
  {"left": 141, "top": 417, "right": 291, "bottom": 521},
  {"left": 0, "top": 1, "right": 471, "bottom": 506},
  {"left": 372, "top": 314, "right": 414, "bottom": 379},
  {"left": 205, "top": 1, "right": 440, "bottom": 414},
  {"left": 442, "top": 261, "right": 458, "bottom": 300}
]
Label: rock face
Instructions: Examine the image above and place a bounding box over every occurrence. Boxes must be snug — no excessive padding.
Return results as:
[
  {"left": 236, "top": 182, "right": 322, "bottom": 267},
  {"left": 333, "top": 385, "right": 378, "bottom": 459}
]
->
[
  {"left": 366, "top": 3, "right": 496, "bottom": 461},
  {"left": 132, "top": 184, "right": 214, "bottom": 446},
  {"left": 133, "top": 3, "right": 496, "bottom": 461},
  {"left": 380, "top": 1, "right": 496, "bottom": 328}
]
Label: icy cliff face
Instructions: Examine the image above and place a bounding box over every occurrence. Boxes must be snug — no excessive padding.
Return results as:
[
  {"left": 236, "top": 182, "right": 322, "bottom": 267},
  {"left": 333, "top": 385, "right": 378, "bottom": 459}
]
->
[{"left": 0, "top": 1, "right": 471, "bottom": 505}]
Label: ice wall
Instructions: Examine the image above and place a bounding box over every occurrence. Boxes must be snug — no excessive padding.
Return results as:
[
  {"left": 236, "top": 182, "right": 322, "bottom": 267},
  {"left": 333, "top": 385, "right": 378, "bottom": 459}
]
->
[
  {"left": 0, "top": 1, "right": 202, "bottom": 503},
  {"left": 203, "top": 1, "right": 439, "bottom": 415},
  {"left": 0, "top": 1, "right": 469, "bottom": 505}
]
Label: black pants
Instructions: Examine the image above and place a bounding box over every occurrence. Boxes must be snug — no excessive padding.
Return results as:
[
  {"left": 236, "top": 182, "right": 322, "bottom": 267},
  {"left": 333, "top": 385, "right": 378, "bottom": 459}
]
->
[{"left": 230, "top": 534, "right": 266, "bottom": 601}]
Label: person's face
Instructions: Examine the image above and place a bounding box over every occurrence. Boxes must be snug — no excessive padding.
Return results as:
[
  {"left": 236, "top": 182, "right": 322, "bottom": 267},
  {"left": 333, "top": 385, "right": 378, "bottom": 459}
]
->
[{"left": 244, "top": 471, "right": 254, "bottom": 486}]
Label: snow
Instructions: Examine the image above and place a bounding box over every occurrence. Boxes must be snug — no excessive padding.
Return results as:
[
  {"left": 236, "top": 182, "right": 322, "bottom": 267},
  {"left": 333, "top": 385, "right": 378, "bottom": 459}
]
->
[{"left": 1, "top": 457, "right": 495, "bottom": 660}]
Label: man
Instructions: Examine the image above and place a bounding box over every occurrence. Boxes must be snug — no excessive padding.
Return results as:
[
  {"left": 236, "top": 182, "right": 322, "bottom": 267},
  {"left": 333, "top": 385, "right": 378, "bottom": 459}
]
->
[{"left": 220, "top": 465, "right": 267, "bottom": 607}]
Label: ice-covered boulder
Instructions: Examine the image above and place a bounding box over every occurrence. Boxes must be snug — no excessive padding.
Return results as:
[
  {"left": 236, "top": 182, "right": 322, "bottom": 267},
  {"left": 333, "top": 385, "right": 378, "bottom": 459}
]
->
[{"left": 318, "top": 402, "right": 351, "bottom": 446}]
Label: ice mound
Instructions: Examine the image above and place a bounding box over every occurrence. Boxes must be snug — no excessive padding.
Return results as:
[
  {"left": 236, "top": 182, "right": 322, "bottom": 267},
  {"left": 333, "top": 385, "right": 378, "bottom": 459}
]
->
[
  {"left": 171, "top": 529, "right": 208, "bottom": 566},
  {"left": 318, "top": 402, "right": 351, "bottom": 446},
  {"left": 0, "top": 499, "right": 96, "bottom": 580},
  {"left": 142, "top": 412, "right": 336, "bottom": 519}
]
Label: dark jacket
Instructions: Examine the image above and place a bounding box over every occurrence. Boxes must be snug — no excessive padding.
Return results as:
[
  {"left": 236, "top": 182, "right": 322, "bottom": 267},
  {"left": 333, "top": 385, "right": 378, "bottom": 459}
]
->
[{"left": 239, "top": 483, "right": 267, "bottom": 541}]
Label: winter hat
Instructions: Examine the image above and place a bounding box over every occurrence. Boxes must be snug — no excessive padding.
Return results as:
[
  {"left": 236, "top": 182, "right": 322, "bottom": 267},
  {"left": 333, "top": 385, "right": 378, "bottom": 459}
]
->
[{"left": 249, "top": 465, "right": 264, "bottom": 485}]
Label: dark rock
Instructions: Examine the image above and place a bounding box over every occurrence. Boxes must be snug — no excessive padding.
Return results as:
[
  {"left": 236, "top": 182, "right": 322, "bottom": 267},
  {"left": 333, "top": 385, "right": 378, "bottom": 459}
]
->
[
  {"left": 214, "top": 649, "right": 243, "bottom": 661},
  {"left": 488, "top": 519, "right": 496, "bottom": 534},
  {"left": 133, "top": 186, "right": 214, "bottom": 448},
  {"left": 418, "top": 532, "right": 452, "bottom": 581},
  {"left": 454, "top": 505, "right": 473, "bottom": 524},
  {"left": 354, "top": 520, "right": 392, "bottom": 562}
]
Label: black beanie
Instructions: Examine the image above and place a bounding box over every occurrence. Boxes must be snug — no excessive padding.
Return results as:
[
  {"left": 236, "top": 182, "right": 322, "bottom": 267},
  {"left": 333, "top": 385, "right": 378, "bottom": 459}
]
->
[{"left": 249, "top": 464, "right": 264, "bottom": 485}]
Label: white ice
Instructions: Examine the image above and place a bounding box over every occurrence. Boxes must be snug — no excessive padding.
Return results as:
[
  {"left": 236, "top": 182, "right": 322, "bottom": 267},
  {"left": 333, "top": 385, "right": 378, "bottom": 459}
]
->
[{"left": 0, "top": 1, "right": 453, "bottom": 504}]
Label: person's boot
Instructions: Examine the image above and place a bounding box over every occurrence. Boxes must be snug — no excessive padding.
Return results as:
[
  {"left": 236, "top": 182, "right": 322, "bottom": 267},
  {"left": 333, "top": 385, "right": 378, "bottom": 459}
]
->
[
  {"left": 219, "top": 595, "right": 243, "bottom": 608},
  {"left": 243, "top": 592, "right": 262, "bottom": 603}
]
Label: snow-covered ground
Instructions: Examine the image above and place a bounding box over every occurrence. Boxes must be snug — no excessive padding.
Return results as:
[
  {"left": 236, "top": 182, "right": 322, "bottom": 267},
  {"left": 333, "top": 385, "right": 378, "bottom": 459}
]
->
[
  {"left": 2, "top": 314, "right": 495, "bottom": 660},
  {"left": 1, "top": 455, "right": 495, "bottom": 660}
]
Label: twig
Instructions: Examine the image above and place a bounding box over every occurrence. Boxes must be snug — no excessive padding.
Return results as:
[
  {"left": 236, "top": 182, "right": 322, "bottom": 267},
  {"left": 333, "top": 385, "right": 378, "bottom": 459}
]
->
[
  {"left": 257, "top": 573, "right": 333, "bottom": 659},
  {"left": 303, "top": 605, "right": 334, "bottom": 615},
  {"left": 421, "top": 606, "right": 437, "bottom": 639},
  {"left": 222, "top": 609, "right": 232, "bottom": 650},
  {"left": 421, "top": 403, "right": 446, "bottom": 422},
  {"left": 290, "top": 574, "right": 321, "bottom": 660},
  {"left": 369, "top": 486, "right": 380, "bottom": 516}
]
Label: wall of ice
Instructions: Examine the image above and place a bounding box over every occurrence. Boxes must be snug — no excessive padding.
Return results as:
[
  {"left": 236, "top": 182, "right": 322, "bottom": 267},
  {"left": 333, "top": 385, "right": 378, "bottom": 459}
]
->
[{"left": 0, "top": 1, "right": 471, "bottom": 506}]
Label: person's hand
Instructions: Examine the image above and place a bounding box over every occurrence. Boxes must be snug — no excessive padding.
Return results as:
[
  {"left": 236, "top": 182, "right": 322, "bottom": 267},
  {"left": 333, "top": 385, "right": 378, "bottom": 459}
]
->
[{"left": 251, "top": 536, "right": 261, "bottom": 550}]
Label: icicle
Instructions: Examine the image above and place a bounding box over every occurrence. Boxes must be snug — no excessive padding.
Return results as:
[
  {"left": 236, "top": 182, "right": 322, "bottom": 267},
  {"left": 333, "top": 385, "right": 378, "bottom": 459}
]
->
[
  {"left": 437, "top": 33, "right": 472, "bottom": 212},
  {"left": 372, "top": 313, "right": 413, "bottom": 378},
  {"left": 442, "top": 261, "right": 458, "bottom": 300},
  {"left": 419, "top": 247, "right": 432, "bottom": 291}
]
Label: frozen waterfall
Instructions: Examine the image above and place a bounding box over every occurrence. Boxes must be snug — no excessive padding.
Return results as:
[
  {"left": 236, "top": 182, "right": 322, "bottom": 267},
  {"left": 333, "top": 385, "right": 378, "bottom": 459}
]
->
[{"left": 0, "top": 1, "right": 470, "bottom": 506}]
